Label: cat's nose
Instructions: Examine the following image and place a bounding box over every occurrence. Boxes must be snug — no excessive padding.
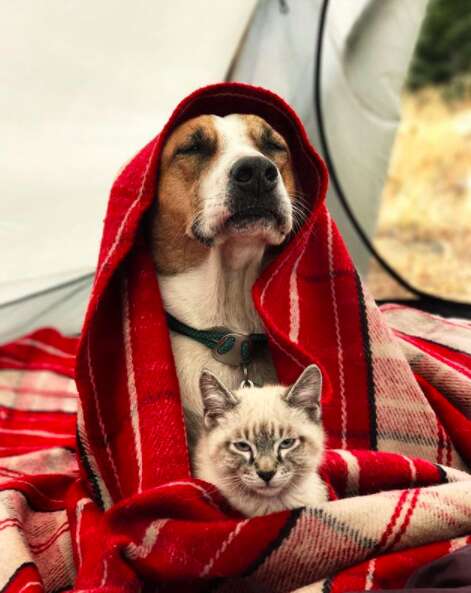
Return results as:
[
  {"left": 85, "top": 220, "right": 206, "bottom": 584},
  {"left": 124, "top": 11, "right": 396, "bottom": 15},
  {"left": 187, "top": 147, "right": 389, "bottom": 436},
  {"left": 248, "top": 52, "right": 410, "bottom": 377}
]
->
[{"left": 257, "top": 469, "right": 275, "bottom": 484}]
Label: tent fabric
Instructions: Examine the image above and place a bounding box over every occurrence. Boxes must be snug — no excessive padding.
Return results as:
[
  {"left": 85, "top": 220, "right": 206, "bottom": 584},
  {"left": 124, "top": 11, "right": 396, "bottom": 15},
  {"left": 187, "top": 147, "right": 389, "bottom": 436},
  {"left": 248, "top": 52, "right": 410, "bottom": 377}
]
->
[
  {"left": 0, "top": 83, "right": 470, "bottom": 592},
  {"left": 230, "top": 0, "right": 428, "bottom": 274},
  {"left": 1, "top": 0, "right": 428, "bottom": 345},
  {"left": 0, "top": 0, "right": 256, "bottom": 343}
]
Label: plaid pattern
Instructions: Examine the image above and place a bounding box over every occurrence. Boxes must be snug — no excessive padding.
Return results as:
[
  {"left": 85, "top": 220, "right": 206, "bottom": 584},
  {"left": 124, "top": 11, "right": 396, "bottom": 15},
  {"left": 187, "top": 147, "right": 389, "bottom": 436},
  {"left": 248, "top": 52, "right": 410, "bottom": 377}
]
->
[
  {"left": 0, "top": 329, "right": 78, "bottom": 593},
  {"left": 1, "top": 84, "right": 471, "bottom": 593}
]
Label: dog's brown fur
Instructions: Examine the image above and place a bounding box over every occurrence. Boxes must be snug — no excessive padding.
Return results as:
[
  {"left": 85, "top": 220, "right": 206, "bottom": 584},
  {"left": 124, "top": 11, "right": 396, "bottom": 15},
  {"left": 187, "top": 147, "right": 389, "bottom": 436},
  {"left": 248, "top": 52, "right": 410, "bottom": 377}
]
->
[{"left": 150, "top": 115, "right": 296, "bottom": 275}]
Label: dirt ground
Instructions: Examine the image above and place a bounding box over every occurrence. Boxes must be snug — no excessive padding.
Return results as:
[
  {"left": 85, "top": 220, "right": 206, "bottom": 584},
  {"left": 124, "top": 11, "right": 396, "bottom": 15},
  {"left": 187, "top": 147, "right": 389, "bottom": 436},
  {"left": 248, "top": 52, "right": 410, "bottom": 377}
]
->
[{"left": 367, "top": 87, "right": 471, "bottom": 302}]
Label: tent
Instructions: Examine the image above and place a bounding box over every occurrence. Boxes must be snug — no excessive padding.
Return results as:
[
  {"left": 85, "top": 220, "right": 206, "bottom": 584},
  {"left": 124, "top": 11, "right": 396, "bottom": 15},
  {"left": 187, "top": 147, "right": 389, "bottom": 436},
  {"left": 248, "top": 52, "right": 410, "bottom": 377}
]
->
[{"left": 2, "top": 0, "right": 468, "bottom": 344}]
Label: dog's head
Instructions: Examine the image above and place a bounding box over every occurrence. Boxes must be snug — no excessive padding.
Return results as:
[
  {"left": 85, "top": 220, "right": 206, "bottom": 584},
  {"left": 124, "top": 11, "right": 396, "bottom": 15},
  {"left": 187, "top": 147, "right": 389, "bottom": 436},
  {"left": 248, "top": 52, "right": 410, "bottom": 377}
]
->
[{"left": 152, "top": 114, "right": 297, "bottom": 273}]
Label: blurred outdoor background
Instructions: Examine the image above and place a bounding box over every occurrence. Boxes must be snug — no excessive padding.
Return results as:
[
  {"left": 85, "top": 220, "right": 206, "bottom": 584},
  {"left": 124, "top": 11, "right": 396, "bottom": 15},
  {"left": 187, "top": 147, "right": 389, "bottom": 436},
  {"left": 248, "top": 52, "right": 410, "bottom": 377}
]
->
[{"left": 367, "top": 0, "right": 471, "bottom": 302}]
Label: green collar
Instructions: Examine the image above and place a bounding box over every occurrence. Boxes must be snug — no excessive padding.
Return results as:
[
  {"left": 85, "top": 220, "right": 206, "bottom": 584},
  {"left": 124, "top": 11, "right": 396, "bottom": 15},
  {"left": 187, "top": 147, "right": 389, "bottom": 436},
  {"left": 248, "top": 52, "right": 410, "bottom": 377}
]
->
[{"left": 166, "top": 313, "right": 267, "bottom": 368}]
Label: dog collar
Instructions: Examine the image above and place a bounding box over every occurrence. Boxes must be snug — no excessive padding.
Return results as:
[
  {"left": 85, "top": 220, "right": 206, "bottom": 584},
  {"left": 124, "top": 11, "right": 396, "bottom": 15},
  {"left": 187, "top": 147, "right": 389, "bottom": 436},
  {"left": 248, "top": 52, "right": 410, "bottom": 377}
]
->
[{"left": 166, "top": 313, "right": 268, "bottom": 369}]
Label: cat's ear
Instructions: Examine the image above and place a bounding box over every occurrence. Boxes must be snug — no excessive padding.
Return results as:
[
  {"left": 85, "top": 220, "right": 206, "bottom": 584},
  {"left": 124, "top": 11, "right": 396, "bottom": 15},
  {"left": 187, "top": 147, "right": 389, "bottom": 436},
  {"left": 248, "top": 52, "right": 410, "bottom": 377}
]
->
[
  {"left": 284, "top": 364, "right": 322, "bottom": 422},
  {"left": 199, "top": 369, "right": 239, "bottom": 429}
]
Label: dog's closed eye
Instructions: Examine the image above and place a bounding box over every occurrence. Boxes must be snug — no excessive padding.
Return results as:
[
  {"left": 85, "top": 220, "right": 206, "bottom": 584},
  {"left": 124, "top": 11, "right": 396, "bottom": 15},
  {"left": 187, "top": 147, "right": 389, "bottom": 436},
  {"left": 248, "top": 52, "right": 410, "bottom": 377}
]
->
[
  {"left": 260, "top": 128, "right": 287, "bottom": 154},
  {"left": 175, "top": 129, "right": 215, "bottom": 158},
  {"left": 176, "top": 142, "right": 201, "bottom": 155}
]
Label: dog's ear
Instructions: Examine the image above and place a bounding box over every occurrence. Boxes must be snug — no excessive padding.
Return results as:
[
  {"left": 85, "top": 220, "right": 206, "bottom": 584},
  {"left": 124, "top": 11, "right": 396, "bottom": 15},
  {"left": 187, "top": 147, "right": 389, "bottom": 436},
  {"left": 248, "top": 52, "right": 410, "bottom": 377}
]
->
[
  {"left": 199, "top": 369, "right": 240, "bottom": 429},
  {"left": 283, "top": 364, "right": 322, "bottom": 422}
]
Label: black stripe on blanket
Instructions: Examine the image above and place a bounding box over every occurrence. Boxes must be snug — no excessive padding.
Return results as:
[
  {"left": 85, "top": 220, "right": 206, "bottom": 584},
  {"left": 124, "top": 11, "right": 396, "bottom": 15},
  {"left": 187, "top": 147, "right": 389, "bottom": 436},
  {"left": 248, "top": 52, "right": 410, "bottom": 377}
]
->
[
  {"left": 322, "top": 577, "right": 333, "bottom": 593},
  {"left": 435, "top": 463, "right": 450, "bottom": 484},
  {"left": 76, "top": 428, "right": 105, "bottom": 510},
  {"left": 204, "top": 510, "right": 304, "bottom": 593},
  {"left": 242, "top": 507, "right": 303, "bottom": 577},
  {"left": 355, "top": 271, "right": 377, "bottom": 451},
  {"left": 1, "top": 563, "right": 36, "bottom": 593}
]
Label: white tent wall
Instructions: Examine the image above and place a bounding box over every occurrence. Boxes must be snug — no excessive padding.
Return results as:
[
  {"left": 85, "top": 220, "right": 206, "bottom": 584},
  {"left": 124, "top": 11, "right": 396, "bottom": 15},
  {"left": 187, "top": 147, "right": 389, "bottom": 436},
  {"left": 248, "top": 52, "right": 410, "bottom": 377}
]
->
[
  {"left": 1, "top": 0, "right": 428, "bottom": 343},
  {"left": 0, "top": 0, "right": 256, "bottom": 342},
  {"left": 230, "top": 0, "right": 428, "bottom": 272},
  {"left": 0, "top": 276, "right": 94, "bottom": 343}
]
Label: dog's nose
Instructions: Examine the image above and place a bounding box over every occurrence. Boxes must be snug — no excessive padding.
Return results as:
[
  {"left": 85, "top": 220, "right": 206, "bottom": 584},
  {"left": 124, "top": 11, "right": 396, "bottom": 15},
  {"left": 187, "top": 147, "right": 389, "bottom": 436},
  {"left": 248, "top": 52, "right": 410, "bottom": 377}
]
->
[
  {"left": 230, "top": 156, "right": 278, "bottom": 194},
  {"left": 257, "top": 469, "right": 275, "bottom": 484}
]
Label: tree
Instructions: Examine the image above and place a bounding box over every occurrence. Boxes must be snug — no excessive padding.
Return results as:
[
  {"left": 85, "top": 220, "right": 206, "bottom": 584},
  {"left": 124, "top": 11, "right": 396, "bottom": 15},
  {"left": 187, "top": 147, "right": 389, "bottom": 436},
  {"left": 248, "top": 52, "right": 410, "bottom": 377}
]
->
[{"left": 407, "top": 0, "right": 471, "bottom": 90}]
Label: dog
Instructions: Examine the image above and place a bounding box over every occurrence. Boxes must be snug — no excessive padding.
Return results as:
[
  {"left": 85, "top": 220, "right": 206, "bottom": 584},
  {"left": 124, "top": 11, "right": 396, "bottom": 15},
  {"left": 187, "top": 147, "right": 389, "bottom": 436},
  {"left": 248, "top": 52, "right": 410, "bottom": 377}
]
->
[{"left": 150, "top": 114, "right": 298, "bottom": 440}]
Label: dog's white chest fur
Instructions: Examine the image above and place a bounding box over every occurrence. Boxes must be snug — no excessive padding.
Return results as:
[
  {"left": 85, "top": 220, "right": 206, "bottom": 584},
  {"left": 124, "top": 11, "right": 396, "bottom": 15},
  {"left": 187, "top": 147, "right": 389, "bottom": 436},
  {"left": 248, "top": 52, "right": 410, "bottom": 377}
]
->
[{"left": 158, "top": 243, "right": 277, "bottom": 430}]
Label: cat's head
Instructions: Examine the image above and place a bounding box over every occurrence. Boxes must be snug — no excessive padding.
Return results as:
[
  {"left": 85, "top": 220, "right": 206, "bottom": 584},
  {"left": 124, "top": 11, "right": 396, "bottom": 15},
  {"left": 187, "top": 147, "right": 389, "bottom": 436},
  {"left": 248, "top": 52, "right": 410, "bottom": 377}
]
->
[{"left": 198, "top": 365, "right": 325, "bottom": 500}]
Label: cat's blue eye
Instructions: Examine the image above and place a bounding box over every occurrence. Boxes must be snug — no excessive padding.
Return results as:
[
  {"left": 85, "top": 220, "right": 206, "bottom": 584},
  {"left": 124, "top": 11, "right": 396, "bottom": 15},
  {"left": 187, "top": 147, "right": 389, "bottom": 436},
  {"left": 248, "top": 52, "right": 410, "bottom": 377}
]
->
[
  {"left": 279, "top": 438, "right": 296, "bottom": 449},
  {"left": 233, "top": 441, "right": 251, "bottom": 452}
]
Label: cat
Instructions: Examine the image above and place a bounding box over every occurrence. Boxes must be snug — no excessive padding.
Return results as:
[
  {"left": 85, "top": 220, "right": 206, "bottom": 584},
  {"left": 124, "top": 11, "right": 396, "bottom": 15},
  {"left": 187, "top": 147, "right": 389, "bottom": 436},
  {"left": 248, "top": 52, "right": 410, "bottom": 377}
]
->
[{"left": 193, "top": 365, "right": 327, "bottom": 516}]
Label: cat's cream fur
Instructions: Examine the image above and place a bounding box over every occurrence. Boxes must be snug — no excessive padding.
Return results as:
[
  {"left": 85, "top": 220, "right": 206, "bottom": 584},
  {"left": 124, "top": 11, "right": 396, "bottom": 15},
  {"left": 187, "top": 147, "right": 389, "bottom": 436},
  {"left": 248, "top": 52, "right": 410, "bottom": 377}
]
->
[{"left": 194, "top": 365, "right": 327, "bottom": 516}]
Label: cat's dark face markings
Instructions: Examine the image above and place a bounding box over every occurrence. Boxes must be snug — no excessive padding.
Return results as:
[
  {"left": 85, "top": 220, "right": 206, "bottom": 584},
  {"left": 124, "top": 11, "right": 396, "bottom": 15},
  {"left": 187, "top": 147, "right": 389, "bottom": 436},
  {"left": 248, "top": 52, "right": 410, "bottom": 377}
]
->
[
  {"left": 224, "top": 423, "right": 320, "bottom": 496},
  {"left": 198, "top": 366, "right": 324, "bottom": 500}
]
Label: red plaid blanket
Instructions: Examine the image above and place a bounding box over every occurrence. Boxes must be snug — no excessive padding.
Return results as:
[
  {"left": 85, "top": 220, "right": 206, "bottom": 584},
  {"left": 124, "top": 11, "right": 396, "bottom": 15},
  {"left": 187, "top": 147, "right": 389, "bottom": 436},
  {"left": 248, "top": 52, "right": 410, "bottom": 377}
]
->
[{"left": 1, "top": 83, "right": 470, "bottom": 593}]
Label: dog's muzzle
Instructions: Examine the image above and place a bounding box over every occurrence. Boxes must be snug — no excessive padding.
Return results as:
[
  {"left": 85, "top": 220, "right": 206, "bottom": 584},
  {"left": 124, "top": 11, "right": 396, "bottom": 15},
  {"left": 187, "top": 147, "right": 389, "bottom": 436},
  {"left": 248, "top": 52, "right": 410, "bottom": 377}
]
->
[{"left": 226, "top": 156, "right": 286, "bottom": 230}]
